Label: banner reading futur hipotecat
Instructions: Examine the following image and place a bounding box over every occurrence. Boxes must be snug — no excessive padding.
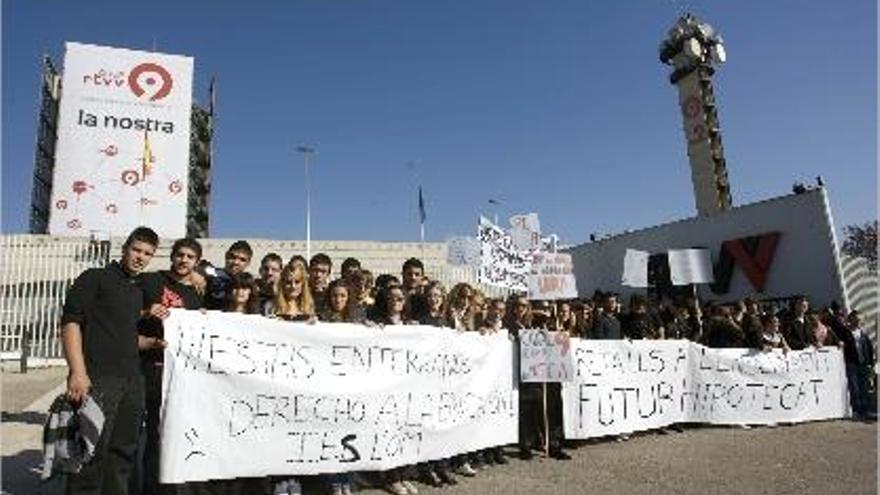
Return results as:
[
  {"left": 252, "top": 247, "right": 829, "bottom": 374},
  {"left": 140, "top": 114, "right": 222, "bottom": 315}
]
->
[
  {"left": 562, "top": 340, "right": 849, "bottom": 438},
  {"left": 159, "top": 310, "right": 518, "bottom": 484}
]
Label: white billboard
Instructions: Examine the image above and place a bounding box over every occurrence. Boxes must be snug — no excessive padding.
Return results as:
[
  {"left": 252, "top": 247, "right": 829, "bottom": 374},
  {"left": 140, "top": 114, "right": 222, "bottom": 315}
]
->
[{"left": 49, "top": 42, "right": 194, "bottom": 238}]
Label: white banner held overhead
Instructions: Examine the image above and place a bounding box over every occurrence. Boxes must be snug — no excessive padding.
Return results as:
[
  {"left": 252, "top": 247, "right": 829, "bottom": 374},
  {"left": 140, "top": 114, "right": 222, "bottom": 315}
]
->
[
  {"left": 668, "top": 248, "right": 715, "bottom": 285},
  {"left": 50, "top": 42, "right": 194, "bottom": 238},
  {"left": 160, "top": 310, "right": 518, "bottom": 483},
  {"left": 478, "top": 216, "right": 530, "bottom": 291},
  {"left": 621, "top": 249, "right": 650, "bottom": 287},
  {"left": 562, "top": 340, "right": 849, "bottom": 438},
  {"left": 509, "top": 213, "right": 542, "bottom": 252},
  {"left": 528, "top": 252, "right": 578, "bottom": 300},
  {"left": 519, "top": 330, "right": 574, "bottom": 383}
]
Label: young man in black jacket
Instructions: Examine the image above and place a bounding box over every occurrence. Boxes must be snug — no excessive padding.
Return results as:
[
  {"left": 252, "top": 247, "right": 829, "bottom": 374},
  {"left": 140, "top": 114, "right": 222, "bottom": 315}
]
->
[{"left": 61, "top": 227, "right": 161, "bottom": 495}]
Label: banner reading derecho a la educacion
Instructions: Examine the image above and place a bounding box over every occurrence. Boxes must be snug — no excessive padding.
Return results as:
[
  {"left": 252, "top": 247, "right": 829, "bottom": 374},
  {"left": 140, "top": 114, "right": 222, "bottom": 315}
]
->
[
  {"left": 562, "top": 340, "right": 849, "bottom": 438},
  {"left": 159, "top": 310, "right": 518, "bottom": 484}
]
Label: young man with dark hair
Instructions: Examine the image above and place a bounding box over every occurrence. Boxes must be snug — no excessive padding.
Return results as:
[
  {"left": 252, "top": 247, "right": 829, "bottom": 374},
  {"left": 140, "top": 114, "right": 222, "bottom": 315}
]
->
[
  {"left": 257, "top": 252, "right": 283, "bottom": 309},
  {"left": 136, "top": 238, "right": 204, "bottom": 495},
  {"left": 594, "top": 292, "right": 622, "bottom": 340},
  {"left": 309, "top": 253, "right": 333, "bottom": 314},
  {"left": 204, "top": 240, "right": 253, "bottom": 309},
  {"left": 783, "top": 296, "right": 810, "bottom": 350},
  {"left": 402, "top": 257, "right": 428, "bottom": 318},
  {"left": 61, "top": 226, "right": 160, "bottom": 495},
  {"left": 340, "top": 257, "right": 362, "bottom": 280}
]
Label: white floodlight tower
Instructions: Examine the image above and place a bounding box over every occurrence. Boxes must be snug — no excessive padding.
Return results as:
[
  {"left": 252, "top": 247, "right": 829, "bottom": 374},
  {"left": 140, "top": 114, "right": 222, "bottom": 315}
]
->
[{"left": 660, "top": 13, "right": 732, "bottom": 217}]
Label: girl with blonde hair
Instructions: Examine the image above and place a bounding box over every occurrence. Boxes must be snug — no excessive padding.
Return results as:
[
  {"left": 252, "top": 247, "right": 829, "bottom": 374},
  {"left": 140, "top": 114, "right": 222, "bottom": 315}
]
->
[{"left": 264, "top": 263, "right": 315, "bottom": 320}]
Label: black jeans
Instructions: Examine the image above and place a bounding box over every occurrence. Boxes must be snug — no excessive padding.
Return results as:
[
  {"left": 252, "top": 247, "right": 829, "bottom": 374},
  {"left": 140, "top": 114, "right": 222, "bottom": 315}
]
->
[
  {"left": 140, "top": 362, "right": 163, "bottom": 495},
  {"left": 68, "top": 374, "right": 145, "bottom": 495},
  {"left": 518, "top": 382, "right": 542, "bottom": 451}
]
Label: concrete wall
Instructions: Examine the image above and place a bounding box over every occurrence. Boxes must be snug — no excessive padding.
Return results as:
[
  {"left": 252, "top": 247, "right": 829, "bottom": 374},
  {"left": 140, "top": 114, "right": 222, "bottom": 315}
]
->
[{"left": 565, "top": 188, "right": 849, "bottom": 307}]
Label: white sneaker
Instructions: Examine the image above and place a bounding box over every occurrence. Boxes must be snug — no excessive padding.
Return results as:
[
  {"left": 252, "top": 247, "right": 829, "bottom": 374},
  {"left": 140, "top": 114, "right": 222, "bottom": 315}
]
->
[
  {"left": 456, "top": 462, "right": 477, "bottom": 477},
  {"left": 386, "top": 481, "right": 408, "bottom": 495},
  {"left": 401, "top": 480, "right": 419, "bottom": 494}
]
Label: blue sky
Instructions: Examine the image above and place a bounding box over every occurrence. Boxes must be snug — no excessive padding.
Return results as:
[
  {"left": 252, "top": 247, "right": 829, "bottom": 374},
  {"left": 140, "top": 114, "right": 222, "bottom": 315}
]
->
[{"left": 2, "top": 1, "right": 876, "bottom": 244}]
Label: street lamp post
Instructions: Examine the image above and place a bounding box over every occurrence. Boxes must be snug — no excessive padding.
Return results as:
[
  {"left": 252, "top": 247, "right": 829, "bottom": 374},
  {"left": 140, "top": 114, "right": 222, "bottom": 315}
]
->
[{"left": 297, "top": 145, "right": 316, "bottom": 260}]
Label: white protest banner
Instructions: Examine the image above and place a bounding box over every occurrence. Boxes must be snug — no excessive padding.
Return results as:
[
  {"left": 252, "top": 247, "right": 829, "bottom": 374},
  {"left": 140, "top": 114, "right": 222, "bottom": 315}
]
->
[
  {"left": 519, "top": 330, "right": 574, "bottom": 382},
  {"left": 668, "top": 248, "right": 714, "bottom": 285},
  {"left": 509, "top": 213, "right": 542, "bottom": 252},
  {"left": 621, "top": 249, "right": 650, "bottom": 287},
  {"left": 563, "top": 340, "right": 849, "bottom": 438},
  {"left": 478, "top": 216, "right": 530, "bottom": 291},
  {"left": 160, "top": 310, "right": 517, "bottom": 483},
  {"left": 50, "top": 42, "right": 193, "bottom": 238},
  {"left": 528, "top": 252, "right": 578, "bottom": 300}
]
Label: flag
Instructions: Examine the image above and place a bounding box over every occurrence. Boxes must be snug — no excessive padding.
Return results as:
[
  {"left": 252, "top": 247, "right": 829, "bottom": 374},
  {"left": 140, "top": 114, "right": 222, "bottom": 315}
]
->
[
  {"left": 418, "top": 186, "right": 426, "bottom": 224},
  {"left": 142, "top": 131, "right": 154, "bottom": 178},
  {"left": 418, "top": 186, "right": 426, "bottom": 242}
]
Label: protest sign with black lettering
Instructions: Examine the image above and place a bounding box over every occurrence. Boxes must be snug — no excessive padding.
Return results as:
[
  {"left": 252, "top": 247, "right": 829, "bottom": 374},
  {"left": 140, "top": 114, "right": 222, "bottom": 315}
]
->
[
  {"left": 527, "top": 252, "right": 577, "bottom": 300},
  {"left": 519, "top": 329, "right": 574, "bottom": 382},
  {"left": 562, "top": 340, "right": 849, "bottom": 438},
  {"left": 478, "top": 216, "right": 530, "bottom": 291},
  {"left": 159, "top": 310, "right": 518, "bottom": 483}
]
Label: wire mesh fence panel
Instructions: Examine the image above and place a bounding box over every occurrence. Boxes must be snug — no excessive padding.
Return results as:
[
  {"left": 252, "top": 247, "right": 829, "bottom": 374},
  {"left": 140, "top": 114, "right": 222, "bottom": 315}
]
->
[{"left": 0, "top": 235, "right": 108, "bottom": 365}]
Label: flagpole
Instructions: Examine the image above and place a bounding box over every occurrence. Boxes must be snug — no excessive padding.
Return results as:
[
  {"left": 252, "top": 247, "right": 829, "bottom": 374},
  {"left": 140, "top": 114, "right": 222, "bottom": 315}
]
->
[{"left": 418, "top": 185, "right": 426, "bottom": 244}]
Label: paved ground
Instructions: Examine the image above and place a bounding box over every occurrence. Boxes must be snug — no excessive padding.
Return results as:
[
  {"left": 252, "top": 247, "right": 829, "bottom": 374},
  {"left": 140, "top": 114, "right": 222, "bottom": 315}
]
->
[{"left": 2, "top": 365, "right": 876, "bottom": 495}]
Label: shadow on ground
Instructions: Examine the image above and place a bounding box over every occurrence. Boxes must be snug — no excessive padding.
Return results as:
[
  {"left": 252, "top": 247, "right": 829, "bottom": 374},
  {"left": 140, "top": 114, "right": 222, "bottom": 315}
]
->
[{"left": 1, "top": 448, "right": 66, "bottom": 495}]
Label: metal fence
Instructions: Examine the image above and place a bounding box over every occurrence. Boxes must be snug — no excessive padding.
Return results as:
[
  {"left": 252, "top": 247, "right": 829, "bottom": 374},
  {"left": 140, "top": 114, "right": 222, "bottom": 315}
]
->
[
  {"left": 0, "top": 235, "right": 511, "bottom": 368},
  {"left": 0, "top": 235, "right": 109, "bottom": 368}
]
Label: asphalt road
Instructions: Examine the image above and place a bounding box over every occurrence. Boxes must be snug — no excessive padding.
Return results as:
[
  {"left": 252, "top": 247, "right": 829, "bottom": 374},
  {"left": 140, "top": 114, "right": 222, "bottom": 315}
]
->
[{"left": 2, "top": 366, "right": 876, "bottom": 495}]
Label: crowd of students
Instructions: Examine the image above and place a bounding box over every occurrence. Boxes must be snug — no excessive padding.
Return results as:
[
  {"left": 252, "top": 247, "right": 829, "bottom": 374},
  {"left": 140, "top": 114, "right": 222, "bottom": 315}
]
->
[{"left": 57, "top": 227, "right": 877, "bottom": 495}]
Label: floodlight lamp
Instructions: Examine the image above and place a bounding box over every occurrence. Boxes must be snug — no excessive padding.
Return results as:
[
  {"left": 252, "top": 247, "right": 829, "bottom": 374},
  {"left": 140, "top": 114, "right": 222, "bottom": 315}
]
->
[
  {"left": 683, "top": 38, "right": 703, "bottom": 60},
  {"left": 711, "top": 44, "right": 727, "bottom": 64}
]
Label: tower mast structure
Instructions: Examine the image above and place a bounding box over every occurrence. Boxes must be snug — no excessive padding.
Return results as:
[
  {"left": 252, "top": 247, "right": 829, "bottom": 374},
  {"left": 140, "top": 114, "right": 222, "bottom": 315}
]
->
[{"left": 660, "top": 13, "right": 732, "bottom": 216}]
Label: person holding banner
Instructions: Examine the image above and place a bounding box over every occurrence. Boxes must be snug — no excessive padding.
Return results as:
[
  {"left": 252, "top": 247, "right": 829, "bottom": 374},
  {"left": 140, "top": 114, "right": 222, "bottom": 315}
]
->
[
  {"left": 782, "top": 296, "right": 811, "bottom": 350},
  {"left": 503, "top": 295, "right": 542, "bottom": 460},
  {"left": 411, "top": 281, "right": 461, "bottom": 487},
  {"left": 760, "top": 314, "right": 791, "bottom": 352},
  {"left": 443, "top": 283, "right": 486, "bottom": 475},
  {"left": 701, "top": 306, "right": 745, "bottom": 348},
  {"left": 225, "top": 272, "right": 261, "bottom": 314},
  {"left": 320, "top": 279, "right": 364, "bottom": 324},
  {"left": 135, "top": 238, "right": 204, "bottom": 495},
  {"left": 370, "top": 285, "right": 420, "bottom": 495},
  {"left": 315, "top": 279, "right": 360, "bottom": 495},
  {"left": 445, "top": 283, "right": 476, "bottom": 333},
  {"left": 265, "top": 264, "right": 316, "bottom": 321},
  {"left": 479, "top": 299, "right": 506, "bottom": 335}
]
